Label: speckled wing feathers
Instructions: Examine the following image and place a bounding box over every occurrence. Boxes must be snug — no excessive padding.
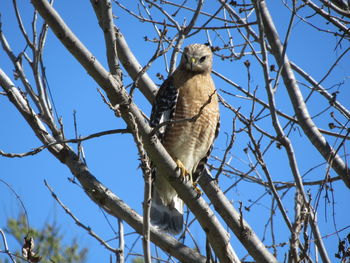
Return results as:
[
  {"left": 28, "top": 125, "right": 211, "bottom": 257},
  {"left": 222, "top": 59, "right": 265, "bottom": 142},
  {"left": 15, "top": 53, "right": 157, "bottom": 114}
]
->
[{"left": 150, "top": 76, "right": 178, "bottom": 129}]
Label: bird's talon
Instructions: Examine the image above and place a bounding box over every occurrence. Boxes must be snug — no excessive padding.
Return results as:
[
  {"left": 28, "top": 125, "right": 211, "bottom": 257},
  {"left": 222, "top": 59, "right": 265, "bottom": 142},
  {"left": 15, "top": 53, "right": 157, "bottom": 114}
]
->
[
  {"left": 175, "top": 159, "right": 190, "bottom": 180},
  {"left": 193, "top": 182, "right": 202, "bottom": 196}
]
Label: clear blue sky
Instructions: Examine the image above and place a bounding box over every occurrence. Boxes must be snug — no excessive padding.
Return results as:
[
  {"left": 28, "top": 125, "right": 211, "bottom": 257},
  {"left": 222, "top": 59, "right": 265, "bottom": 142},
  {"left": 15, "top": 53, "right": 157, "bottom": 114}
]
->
[{"left": 1, "top": 1, "right": 350, "bottom": 262}]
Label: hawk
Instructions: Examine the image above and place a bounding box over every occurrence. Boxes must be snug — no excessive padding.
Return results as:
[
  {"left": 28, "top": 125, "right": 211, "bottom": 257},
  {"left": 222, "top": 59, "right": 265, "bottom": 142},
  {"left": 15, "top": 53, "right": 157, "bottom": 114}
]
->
[{"left": 149, "top": 44, "right": 220, "bottom": 234}]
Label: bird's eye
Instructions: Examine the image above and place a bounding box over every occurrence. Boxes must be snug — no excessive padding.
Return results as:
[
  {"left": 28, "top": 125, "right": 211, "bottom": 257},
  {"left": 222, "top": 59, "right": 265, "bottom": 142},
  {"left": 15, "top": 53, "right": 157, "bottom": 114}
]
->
[{"left": 199, "top": 56, "right": 206, "bottom": 63}]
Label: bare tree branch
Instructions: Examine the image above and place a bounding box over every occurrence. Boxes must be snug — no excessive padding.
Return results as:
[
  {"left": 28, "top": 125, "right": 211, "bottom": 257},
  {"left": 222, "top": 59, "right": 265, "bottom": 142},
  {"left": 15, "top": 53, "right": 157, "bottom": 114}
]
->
[
  {"left": 290, "top": 61, "right": 350, "bottom": 121},
  {"left": 114, "top": 28, "right": 158, "bottom": 103},
  {"left": 218, "top": 0, "right": 350, "bottom": 124},
  {"left": 127, "top": 111, "right": 152, "bottom": 263},
  {"left": 319, "top": 0, "right": 350, "bottom": 18},
  {"left": 44, "top": 180, "right": 120, "bottom": 254},
  {"left": 90, "top": 0, "right": 122, "bottom": 79},
  {"left": 0, "top": 128, "right": 129, "bottom": 158},
  {"left": 0, "top": 228, "right": 18, "bottom": 263},
  {"left": 199, "top": 169, "right": 279, "bottom": 263},
  {"left": 0, "top": 67, "right": 207, "bottom": 263},
  {"left": 3, "top": 1, "right": 349, "bottom": 262},
  {"left": 117, "top": 219, "right": 124, "bottom": 263},
  {"left": 21, "top": 1, "right": 241, "bottom": 262},
  {"left": 301, "top": 0, "right": 350, "bottom": 37},
  {"left": 254, "top": 2, "right": 331, "bottom": 261},
  {"left": 254, "top": 0, "right": 350, "bottom": 190}
]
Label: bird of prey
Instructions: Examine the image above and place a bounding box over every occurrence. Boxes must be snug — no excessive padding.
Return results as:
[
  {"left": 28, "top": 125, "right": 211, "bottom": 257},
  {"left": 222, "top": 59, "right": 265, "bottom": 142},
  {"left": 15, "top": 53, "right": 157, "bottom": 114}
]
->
[{"left": 149, "top": 44, "right": 220, "bottom": 235}]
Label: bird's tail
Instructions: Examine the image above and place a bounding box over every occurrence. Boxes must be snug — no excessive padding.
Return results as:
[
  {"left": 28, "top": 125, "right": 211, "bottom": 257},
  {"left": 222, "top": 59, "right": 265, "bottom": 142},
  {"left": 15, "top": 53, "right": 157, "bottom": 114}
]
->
[{"left": 150, "top": 191, "right": 183, "bottom": 235}]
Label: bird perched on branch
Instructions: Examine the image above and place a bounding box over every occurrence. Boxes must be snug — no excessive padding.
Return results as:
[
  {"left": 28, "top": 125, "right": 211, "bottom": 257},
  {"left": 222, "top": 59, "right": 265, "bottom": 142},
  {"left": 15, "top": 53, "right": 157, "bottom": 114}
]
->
[{"left": 149, "top": 44, "right": 220, "bottom": 235}]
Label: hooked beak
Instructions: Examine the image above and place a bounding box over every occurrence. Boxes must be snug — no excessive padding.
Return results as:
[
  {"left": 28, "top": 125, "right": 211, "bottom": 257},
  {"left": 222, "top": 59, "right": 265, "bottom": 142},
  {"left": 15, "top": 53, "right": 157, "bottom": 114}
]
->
[{"left": 190, "top": 57, "right": 197, "bottom": 70}]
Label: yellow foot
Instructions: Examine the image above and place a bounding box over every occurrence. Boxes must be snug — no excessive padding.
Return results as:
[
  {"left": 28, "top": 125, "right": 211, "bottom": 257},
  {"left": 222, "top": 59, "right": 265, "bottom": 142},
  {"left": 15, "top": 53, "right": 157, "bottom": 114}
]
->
[
  {"left": 175, "top": 159, "right": 190, "bottom": 181},
  {"left": 193, "top": 182, "right": 202, "bottom": 196},
  {"left": 175, "top": 159, "right": 202, "bottom": 195}
]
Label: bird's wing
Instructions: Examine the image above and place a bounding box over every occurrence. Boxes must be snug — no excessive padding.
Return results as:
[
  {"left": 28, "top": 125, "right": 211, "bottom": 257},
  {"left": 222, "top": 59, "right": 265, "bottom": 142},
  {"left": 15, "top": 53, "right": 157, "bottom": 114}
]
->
[{"left": 150, "top": 76, "right": 178, "bottom": 132}]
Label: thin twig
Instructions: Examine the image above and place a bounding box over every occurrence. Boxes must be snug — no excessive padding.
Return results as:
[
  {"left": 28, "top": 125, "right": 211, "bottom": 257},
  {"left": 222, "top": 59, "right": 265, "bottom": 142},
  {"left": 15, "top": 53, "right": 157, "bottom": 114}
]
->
[
  {"left": 130, "top": 23, "right": 173, "bottom": 98},
  {"left": 167, "top": 0, "right": 204, "bottom": 74},
  {"left": 126, "top": 112, "right": 152, "bottom": 263},
  {"left": 150, "top": 90, "right": 216, "bottom": 137},
  {"left": 44, "top": 180, "right": 120, "bottom": 254},
  {"left": 214, "top": 116, "right": 236, "bottom": 180},
  {"left": 0, "top": 228, "right": 18, "bottom": 263},
  {"left": 254, "top": 1, "right": 331, "bottom": 261},
  {"left": 117, "top": 219, "right": 124, "bottom": 263},
  {"left": 255, "top": 0, "right": 350, "bottom": 191},
  {"left": 0, "top": 128, "right": 129, "bottom": 158},
  {"left": 301, "top": 0, "right": 350, "bottom": 37},
  {"left": 0, "top": 179, "right": 30, "bottom": 233}
]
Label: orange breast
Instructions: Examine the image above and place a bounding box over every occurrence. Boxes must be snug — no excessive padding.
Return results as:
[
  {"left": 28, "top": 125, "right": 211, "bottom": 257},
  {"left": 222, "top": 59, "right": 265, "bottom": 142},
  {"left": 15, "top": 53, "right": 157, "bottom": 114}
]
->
[{"left": 162, "top": 71, "right": 219, "bottom": 173}]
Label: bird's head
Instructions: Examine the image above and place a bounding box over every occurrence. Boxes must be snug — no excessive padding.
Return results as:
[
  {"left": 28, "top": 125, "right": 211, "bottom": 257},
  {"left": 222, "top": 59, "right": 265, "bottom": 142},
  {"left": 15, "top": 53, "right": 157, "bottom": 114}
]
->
[{"left": 180, "top": 44, "right": 213, "bottom": 73}]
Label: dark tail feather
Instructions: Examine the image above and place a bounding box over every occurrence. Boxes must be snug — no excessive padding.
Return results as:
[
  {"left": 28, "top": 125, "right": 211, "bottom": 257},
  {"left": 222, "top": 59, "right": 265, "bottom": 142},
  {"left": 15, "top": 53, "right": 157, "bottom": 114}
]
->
[{"left": 150, "top": 195, "right": 183, "bottom": 235}]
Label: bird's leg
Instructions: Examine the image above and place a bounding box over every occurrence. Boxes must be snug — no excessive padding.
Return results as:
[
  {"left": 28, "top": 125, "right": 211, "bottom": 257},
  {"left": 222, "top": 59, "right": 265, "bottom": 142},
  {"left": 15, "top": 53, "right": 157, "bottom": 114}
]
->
[
  {"left": 175, "top": 159, "right": 202, "bottom": 195},
  {"left": 175, "top": 159, "right": 190, "bottom": 182}
]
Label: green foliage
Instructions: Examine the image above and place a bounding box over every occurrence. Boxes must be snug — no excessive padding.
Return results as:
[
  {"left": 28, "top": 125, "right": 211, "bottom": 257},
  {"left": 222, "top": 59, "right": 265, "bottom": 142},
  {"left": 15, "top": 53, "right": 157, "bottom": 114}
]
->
[
  {"left": 132, "top": 257, "right": 164, "bottom": 263},
  {"left": 131, "top": 257, "right": 144, "bottom": 263},
  {"left": 0, "top": 214, "right": 88, "bottom": 263}
]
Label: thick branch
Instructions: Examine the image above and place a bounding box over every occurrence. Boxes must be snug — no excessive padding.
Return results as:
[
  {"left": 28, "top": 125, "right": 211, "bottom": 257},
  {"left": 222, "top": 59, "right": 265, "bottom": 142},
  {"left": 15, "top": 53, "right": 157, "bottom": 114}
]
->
[
  {"left": 319, "top": 0, "right": 350, "bottom": 18},
  {"left": 301, "top": 0, "right": 350, "bottom": 37},
  {"left": 219, "top": 0, "right": 350, "bottom": 125},
  {"left": 29, "top": 1, "right": 239, "bottom": 262},
  {"left": 199, "top": 169, "right": 279, "bottom": 263},
  {"left": 90, "top": 0, "right": 121, "bottom": 78},
  {"left": 114, "top": 28, "right": 157, "bottom": 103},
  {"left": 0, "top": 68, "right": 206, "bottom": 263},
  {"left": 255, "top": 0, "right": 350, "bottom": 189},
  {"left": 254, "top": 3, "right": 330, "bottom": 261},
  {"left": 45, "top": 180, "right": 119, "bottom": 254},
  {"left": 111, "top": 4, "right": 279, "bottom": 263},
  {"left": 290, "top": 61, "right": 350, "bottom": 121}
]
